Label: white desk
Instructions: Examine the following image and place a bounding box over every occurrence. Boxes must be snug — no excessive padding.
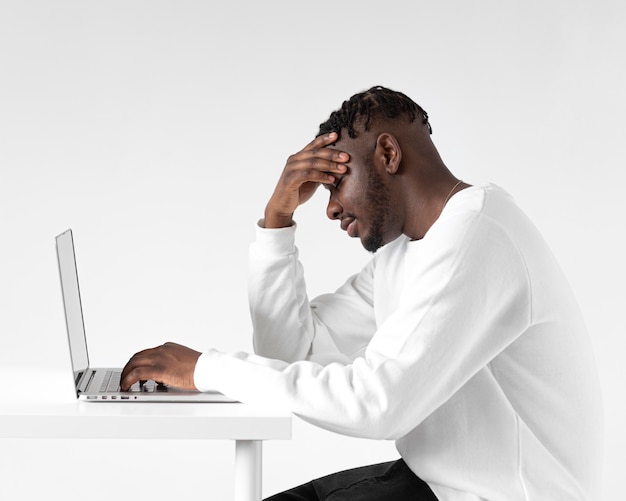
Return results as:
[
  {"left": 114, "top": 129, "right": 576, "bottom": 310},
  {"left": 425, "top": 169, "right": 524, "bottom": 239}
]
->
[{"left": 0, "top": 401, "right": 291, "bottom": 501}]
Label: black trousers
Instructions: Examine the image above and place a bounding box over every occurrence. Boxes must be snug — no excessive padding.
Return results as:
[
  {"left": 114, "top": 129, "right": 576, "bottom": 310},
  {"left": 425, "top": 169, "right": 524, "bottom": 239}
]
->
[{"left": 265, "top": 459, "right": 439, "bottom": 501}]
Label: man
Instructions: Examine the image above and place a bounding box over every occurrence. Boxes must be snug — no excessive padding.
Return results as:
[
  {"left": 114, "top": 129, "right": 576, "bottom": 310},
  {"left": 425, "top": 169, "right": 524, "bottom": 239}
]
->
[{"left": 121, "top": 87, "right": 603, "bottom": 500}]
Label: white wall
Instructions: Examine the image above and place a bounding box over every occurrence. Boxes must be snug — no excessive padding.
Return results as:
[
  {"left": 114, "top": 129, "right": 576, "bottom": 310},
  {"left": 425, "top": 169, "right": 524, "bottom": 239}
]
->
[{"left": 1, "top": 1, "right": 624, "bottom": 499}]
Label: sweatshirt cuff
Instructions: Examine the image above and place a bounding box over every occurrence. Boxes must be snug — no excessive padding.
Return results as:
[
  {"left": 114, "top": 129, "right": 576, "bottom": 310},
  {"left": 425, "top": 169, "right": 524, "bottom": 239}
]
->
[
  {"left": 194, "top": 350, "right": 220, "bottom": 393},
  {"left": 253, "top": 219, "right": 297, "bottom": 256}
]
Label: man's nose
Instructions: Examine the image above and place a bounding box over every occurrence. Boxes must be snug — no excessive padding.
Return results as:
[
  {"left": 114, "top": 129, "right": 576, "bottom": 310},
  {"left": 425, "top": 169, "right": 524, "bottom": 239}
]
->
[{"left": 326, "top": 193, "right": 342, "bottom": 220}]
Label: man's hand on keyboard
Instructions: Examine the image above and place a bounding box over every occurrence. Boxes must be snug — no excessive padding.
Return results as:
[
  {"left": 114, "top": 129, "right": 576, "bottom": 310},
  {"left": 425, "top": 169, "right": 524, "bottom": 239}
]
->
[{"left": 120, "top": 342, "right": 201, "bottom": 391}]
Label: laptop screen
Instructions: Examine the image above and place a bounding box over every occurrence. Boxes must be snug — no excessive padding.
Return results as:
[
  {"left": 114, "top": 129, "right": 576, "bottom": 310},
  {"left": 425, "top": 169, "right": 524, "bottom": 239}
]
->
[{"left": 56, "top": 229, "right": 90, "bottom": 383}]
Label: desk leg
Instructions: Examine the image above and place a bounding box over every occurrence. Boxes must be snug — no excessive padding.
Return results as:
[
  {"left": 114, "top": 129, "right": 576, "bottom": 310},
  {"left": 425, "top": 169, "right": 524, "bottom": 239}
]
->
[{"left": 234, "top": 440, "right": 262, "bottom": 501}]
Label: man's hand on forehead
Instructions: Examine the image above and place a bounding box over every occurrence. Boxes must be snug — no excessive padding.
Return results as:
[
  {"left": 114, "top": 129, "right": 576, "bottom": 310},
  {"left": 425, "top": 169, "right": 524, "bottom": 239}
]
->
[{"left": 263, "top": 132, "right": 349, "bottom": 229}]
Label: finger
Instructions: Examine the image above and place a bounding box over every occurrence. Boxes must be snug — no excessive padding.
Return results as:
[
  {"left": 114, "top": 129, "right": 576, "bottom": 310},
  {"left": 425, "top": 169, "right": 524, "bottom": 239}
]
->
[
  {"left": 301, "top": 155, "right": 349, "bottom": 176},
  {"left": 120, "top": 365, "right": 160, "bottom": 391},
  {"left": 120, "top": 350, "right": 159, "bottom": 390},
  {"left": 280, "top": 166, "right": 337, "bottom": 192},
  {"left": 297, "top": 133, "right": 349, "bottom": 162},
  {"left": 302, "top": 131, "right": 339, "bottom": 151},
  {"left": 294, "top": 147, "right": 349, "bottom": 168},
  {"left": 286, "top": 149, "right": 348, "bottom": 177},
  {"left": 306, "top": 158, "right": 347, "bottom": 179}
]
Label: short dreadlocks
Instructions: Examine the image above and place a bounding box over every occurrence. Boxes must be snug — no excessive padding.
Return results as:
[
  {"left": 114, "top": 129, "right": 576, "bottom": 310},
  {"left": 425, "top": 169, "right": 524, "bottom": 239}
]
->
[{"left": 317, "top": 86, "right": 432, "bottom": 140}]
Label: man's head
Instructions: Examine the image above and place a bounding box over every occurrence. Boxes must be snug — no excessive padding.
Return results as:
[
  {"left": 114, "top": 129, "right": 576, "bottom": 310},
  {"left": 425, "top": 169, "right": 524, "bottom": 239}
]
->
[{"left": 317, "top": 86, "right": 446, "bottom": 252}]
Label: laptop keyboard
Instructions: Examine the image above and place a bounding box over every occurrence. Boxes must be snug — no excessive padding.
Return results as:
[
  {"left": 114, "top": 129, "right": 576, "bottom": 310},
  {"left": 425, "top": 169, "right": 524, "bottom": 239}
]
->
[{"left": 99, "top": 370, "right": 168, "bottom": 393}]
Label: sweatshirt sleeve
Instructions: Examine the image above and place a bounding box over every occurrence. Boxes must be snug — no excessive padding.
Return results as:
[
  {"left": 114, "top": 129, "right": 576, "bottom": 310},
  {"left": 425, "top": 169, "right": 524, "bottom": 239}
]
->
[
  {"left": 194, "top": 212, "right": 532, "bottom": 440},
  {"left": 247, "top": 222, "right": 377, "bottom": 365}
]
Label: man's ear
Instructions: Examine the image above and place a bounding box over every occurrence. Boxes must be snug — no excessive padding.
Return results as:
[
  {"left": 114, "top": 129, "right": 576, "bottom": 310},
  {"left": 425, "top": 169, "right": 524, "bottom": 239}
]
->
[{"left": 375, "top": 133, "right": 402, "bottom": 175}]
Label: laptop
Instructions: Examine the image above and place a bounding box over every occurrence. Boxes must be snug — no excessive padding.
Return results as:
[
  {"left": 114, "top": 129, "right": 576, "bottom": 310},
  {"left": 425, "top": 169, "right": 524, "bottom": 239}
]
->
[{"left": 56, "top": 228, "right": 236, "bottom": 402}]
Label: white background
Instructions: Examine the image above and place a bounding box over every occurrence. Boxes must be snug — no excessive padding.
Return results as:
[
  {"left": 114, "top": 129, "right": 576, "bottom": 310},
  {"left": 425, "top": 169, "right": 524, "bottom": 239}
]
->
[{"left": 1, "top": 1, "right": 624, "bottom": 499}]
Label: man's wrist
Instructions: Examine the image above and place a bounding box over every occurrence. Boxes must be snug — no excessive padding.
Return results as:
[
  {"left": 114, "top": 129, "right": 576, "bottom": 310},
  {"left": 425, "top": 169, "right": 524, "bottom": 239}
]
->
[{"left": 262, "top": 210, "right": 294, "bottom": 229}]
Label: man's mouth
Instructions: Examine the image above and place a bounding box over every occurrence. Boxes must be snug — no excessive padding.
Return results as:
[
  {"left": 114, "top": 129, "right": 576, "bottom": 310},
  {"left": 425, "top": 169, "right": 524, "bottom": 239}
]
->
[{"left": 341, "top": 217, "right": 357, "bottom": 237}]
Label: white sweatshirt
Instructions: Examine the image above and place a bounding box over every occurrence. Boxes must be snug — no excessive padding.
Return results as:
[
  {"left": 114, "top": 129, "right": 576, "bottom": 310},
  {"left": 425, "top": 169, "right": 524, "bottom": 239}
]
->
[{"left": 194, "top": 184, "right": 603, "bottom": 501}]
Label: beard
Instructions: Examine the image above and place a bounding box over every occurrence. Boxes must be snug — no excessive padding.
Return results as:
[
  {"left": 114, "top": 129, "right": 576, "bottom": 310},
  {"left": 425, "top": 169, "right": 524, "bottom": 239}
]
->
[{"left": 361, "top": 166, "right": 393, "bottom": 253}]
